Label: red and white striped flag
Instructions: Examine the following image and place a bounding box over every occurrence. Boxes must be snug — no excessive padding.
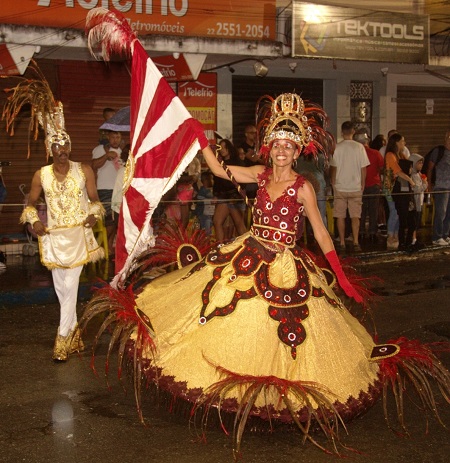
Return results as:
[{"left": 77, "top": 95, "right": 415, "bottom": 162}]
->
[
  {"left": 113, "top": 41, "right": 208, "bottom": 286},
  {"left": 85, "top": 8, "right": 208, "bottom": 287}
]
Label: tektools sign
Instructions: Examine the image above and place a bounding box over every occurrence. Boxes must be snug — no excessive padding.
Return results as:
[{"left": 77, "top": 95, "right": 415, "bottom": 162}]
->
[{"left": 292, "top": 2, "right": 429, "bottom": 64}]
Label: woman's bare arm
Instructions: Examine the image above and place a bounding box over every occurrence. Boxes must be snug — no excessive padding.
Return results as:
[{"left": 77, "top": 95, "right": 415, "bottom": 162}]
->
[
  {"left": 298, "top": 180, "right": 334, "bottom": 254},
  {"left": 201, "top": 145, "right": 264, "bottom": 184}
]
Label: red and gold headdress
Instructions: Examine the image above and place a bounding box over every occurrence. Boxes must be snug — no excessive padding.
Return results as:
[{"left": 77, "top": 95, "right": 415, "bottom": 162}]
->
[
  {"left": 2, "top": 60, "right": 70, "bottom": 159},
  {"left": 255, "top": 93, "right": 335, "bottom": 165}
]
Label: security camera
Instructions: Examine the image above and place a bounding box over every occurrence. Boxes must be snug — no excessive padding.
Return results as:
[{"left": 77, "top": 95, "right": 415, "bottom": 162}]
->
[{"left": 289, "top": 62, "right": 297, "bottom": 73}]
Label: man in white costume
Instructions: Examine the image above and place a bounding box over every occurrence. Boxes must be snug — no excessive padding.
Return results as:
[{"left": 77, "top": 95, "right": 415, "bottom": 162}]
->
[{"left": 21, "top": 110, "right": 105, "bottom": 362}]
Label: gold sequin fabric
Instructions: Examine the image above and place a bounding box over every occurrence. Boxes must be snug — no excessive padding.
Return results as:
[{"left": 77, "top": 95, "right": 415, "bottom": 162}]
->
[{"left": 41, "top": 161, "right": 90, "bottom": 227}]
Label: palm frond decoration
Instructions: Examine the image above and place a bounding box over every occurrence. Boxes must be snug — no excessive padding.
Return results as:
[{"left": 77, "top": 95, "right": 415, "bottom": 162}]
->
[
  {"left": 191, "top": 361, "right": 353, "bottom": 460},
  {"left": 132, "top": 218, "right": 213, "bottom": 277},
  {"left": 376, "top": 337, "right": 450, "bottom": 433},
  {"left": 79, "top": 283, "right": 157, "bottom": 423},
  {"left": 2, "top": 60, "right": 59, "bottom": 159}
]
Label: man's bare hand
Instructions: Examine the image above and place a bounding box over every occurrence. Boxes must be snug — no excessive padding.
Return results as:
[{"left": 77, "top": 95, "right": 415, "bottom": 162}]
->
[
  {"left": 83, "top": 214, "right": 98, "bottom": 228},
  {"left": 32, "top": 221, "right": 48, "bottom": 236}
]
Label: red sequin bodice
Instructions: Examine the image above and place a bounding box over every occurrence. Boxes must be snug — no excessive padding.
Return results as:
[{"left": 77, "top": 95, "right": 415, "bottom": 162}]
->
[{"left": 250, "top": 168, "right": 305, "bottom": 248}]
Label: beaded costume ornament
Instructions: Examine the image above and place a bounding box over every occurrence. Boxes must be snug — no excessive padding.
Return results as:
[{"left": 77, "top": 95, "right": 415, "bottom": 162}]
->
[
  {"left": 263, "top": 93, "right": 312, "bottom": 149},
  {"left": 255, "top": 92, "right": 335, "bottom": 164},
  {"left": 2, "top": 60, "right": 70, "bottom": 159}
]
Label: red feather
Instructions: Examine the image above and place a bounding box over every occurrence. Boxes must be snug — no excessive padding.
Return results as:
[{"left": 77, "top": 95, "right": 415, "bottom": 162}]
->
[
  {"left": 85, "top": 7, "right": 137, "bottom": 60},
  {"left": 79, "top": 283, "right": 156, "bottom": 423},
  {"left": 377, "top": 337, "right": 450, "bottom": 432}
]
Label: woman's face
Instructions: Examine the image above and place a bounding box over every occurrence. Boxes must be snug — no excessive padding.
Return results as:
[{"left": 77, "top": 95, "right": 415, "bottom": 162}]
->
[
  {"left": 270, "top": 140, "right": 299, "bottom": 167},
  {"left": 219, "top": 142, "right": 229, "bottom": 158},
  {"left": 396, "top": 137, "right": 406, "bottom": 153}
]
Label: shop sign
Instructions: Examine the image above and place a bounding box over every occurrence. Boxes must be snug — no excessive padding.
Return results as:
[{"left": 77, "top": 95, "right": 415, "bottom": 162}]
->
[
  {"left": 3, "top": 0, "right": 276, "bottom": 41},
  {"left": 292, "top": 1, "right": 429, "bottom": 64},
  {"left": 178, "top": 72, "right": 217, "bottom": 143}
]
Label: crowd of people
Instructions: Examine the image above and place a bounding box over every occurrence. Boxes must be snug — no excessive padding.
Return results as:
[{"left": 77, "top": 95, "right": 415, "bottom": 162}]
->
[{"left": 156, "top": 122, "right": 450, "bottom": 256}]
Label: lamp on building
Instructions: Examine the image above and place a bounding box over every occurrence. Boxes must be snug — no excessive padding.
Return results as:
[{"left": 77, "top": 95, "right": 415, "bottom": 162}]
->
[
  {"left": 228, "top": 65, "right": 235, "bottom": 73},
  {"left": 254, "top": 61, "right": 268, "bottom": 78}
]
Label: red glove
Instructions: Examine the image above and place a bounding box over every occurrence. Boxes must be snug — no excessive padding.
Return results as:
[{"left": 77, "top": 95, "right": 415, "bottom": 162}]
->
[{"left": 325, "top": 250, "right": 363, "bottom": 303}]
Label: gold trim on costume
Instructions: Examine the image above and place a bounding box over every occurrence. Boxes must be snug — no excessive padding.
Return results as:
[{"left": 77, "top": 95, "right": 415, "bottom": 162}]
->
[
  {"left": 369, "top": 344, "right": 401, "bottom": 361},
  {"left": 20, "top": 206, "right": 40, "bottom": 225},
  {"left": 250, "top": 223, "right": 296, "bottom": 249},
  {"left": 88, "top": 201, "right": 106, "bottom": 219},
  {"left": 123, "top": 154, "right": 135, "bottom": 196}
]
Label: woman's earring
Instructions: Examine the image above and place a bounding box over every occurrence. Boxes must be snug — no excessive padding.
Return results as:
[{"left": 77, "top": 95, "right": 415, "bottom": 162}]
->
[
  {"left": 267, "top": 157, "right": 273, "bottom": 167},
  {"left": 292, "top": 159, "right": 297, "bottom": 168}
]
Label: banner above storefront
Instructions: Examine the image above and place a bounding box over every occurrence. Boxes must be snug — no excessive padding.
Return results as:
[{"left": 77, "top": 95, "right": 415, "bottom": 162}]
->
[
  {"left": 153, "top": 53, "right": 206, "bottom": 82},
  {"left": 3, "top": 0, "right": 276, "bottom": 41},
  {"left": 292, "top": 2, "right": 429, "bottom": 64},
  {"left": 0, "top": 44, "right": 40, "bottom": 76}
]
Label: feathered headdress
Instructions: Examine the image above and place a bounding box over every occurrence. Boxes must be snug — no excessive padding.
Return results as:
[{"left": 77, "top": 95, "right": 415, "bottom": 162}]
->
[
  {"left": 255, "top": 93, "right": 335, "bottom": 165},
  {"left": 2, "top": 60, "right": 70, "bottom": 159}
]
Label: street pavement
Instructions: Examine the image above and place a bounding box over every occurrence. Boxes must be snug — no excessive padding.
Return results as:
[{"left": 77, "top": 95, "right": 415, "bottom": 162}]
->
[{"left": 1, "top": 245, "right": 450, "bottom": 463}]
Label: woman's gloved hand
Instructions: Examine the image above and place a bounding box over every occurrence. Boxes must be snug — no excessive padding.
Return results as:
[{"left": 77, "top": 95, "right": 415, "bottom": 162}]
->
[{"left": 325, "top": 250, "right": 363, "bottom": 303}]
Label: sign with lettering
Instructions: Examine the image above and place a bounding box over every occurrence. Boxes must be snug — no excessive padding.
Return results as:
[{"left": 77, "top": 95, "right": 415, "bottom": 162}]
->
[
  {"left": 3, "top": 0, "right": 276, "bottom": 41},
  {"left": 292, "top": 2, "right": 429, "bottom": 64},
  {"left": 178, "top": 72, "right": 217, "bottom": 143}
]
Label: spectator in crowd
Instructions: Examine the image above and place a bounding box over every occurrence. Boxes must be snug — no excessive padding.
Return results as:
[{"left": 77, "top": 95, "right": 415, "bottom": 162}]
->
[
  {"left": 92, "top": 130, "right": 124, "bottom": 255},
  {"left": 396, "top": 158, "right": 416, "bottom": 251},
  {"left": 370, "top": 134, "right": 388, "bottom": 237},
  {"left": 355, "top": 129, "right": 384, "bottom": 243},
  {"left": 213, "top": 139, "right": 247, "bottom": 242},
  {"left": 383, "top": 133, "right": 415, "bottom": 250},
  {"left": 111, "top": 143, "right": 130, "bottom": 222},
  {"left": 195, "top": 170, "right": 215, "bottom": 236},
  {"left": 165, "top": 155, "right": 201, "bottom": 229},
  {"left": 369, "top": 134, "right": 386, "bottom": 152},
  {"left": 330, "top": 121, "right": 370, "bottom": 252},
  {"left": 99, "top": 107, "right": 116, "bottom": 145},
  {"left": 380, "top": 129, "right": 410, "bottom": 159},
  {"left": 409, "top": 153, "right": 427, "bottom": 250},
  {"left": 237, "top": 124, "right": 261, "bottom": 200},
  {"left": 295, "top": 151, "right": 329, "bottom": 228},
  {"left": 427, "top": 130, "right": 450, "bottom": 246}
]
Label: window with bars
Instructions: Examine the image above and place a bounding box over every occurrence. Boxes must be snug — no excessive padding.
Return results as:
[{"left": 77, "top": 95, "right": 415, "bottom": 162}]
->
[{"left": 350, "top": 81, "right": 373, "bottom": 138}]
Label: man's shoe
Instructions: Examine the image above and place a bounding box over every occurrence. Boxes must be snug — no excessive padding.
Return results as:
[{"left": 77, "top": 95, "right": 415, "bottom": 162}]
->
[
  {"left": 432, "top": 238, "right": 448, "bottom": 246},
  {"left": 52, "top": 330, "right": 68, "bottom": 362},
  {"left": 67, "top": 326, "right": 85, "bottom": 354},
  {"left": 386, "top": 236, "right": 399, "bottom": 250},
  {"left": 445, "top": 237, "right": 450, "bottom": 244},
  {"left": 412, "top": 241, "right": 425, "bottom": 251}
]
